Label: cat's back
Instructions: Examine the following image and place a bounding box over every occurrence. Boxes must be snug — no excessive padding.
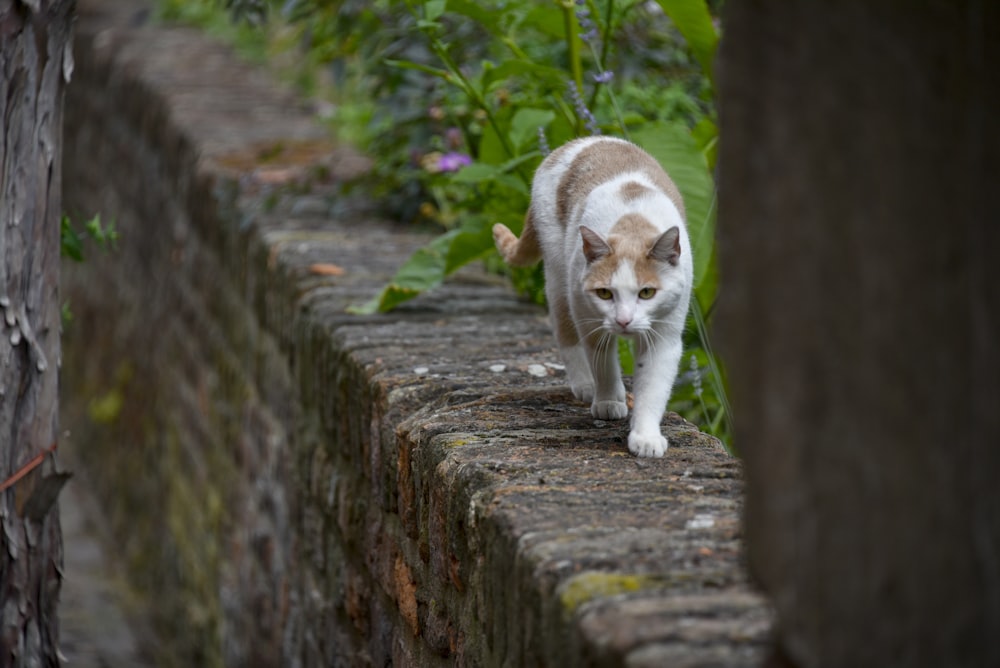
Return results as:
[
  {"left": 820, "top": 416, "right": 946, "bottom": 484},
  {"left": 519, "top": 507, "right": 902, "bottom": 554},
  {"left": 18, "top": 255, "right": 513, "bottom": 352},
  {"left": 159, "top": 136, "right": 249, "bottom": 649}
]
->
[{"left": 532, "top": 137, "right": 685, "bottom": 230}]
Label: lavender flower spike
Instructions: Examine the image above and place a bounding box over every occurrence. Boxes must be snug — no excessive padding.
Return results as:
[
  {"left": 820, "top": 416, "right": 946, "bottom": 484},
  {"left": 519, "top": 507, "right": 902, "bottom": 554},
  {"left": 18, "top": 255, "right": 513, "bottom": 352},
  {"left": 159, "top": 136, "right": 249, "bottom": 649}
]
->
[
  {"left": 575, "top": 4, "right": 598, "bottom": 44},
  {"left": 568, "top": 82, "right": 601, "bottom": 136},
  {"left": 537, "top": 127, "right": 551, "bottom": 156}
]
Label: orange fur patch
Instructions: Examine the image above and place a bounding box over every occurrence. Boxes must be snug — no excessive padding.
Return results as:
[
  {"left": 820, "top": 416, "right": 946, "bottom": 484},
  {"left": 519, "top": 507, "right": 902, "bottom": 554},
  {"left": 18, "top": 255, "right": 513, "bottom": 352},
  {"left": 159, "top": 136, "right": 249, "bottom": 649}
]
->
[
  {"left": 619, "top": 180, "right": 652, "bottom": 202},
  {"left": 583, "top": 213, "right": 664, "bottom": 289},
  {"left": 556, "top": 140, "right": 686, "bottom": 225}
]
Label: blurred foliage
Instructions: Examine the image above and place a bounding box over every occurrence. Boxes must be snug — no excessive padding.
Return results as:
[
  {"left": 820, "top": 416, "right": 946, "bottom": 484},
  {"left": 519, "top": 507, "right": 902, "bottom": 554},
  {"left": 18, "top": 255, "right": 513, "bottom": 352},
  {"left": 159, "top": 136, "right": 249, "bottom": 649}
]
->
[
  {"left": 157, "top": 0, "right": 733, "bottom": 449},
  {"left": 61, "top": 213, "right": 117, "bottom": 262}
]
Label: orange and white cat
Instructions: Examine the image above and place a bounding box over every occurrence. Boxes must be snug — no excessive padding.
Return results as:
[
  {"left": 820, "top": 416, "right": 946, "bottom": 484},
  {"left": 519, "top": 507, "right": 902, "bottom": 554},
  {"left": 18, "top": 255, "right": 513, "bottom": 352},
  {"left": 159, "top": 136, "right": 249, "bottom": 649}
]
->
[{"left": 493, "top": 136, "right": 693, "bottom": 457}]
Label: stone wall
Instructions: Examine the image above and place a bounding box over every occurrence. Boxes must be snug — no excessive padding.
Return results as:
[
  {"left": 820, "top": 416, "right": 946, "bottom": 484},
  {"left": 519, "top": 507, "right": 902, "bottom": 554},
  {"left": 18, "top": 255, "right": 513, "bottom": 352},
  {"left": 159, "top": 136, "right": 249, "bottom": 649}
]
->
[{"left": 60, "top": 0, "right": 769, "bottom": 665}]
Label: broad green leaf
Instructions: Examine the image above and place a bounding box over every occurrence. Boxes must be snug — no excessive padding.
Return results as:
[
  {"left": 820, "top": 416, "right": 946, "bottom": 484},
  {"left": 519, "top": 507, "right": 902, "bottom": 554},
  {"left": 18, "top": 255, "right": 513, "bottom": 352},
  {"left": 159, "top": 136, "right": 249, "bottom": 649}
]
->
[
  {"left": 423, "top": 0, "right": 446, "bottom": 22},
  {"left": 694, "top": 239, "right": 719, "bottom": 315},
  {"left": 449, "top": 160, "right": 530, "bottom": 195},
  {"left": 497, "top": 150, "right": 542, "bottom": 178},
  {"left": 692, "top": 117, "right": 719, "bottom": 172},
  {"left": 478, "top": 107, "right": 513, "bottom": 165},
  {"left": 349, "top": 286, "right": 417, "bottom": 315},
  {"left": 655, "top": 0, "right": 719, "bottom": 84},
  {"left": 509, "top": 108, "right": 555, "bottom": 152},
  {"left": 444, "top": 218, "right": 496, "bottom": 273},
  {"left": 449, "top": 163, "right": 500, "bottom": 184},
  {"left": 493, "top": 173, "right": 529, "bottom": 195},
  {"left": 348, "top": 230, "right": 459, "bottom": 313},
  {"left": 447, "top": 0, "right": 501, "bottom": 34},
  {"left": 630, "top": 121, "right": 716, "bottom": 295},
  {"left": 522, "top": 3, "right": 564, "bottom": 39}
]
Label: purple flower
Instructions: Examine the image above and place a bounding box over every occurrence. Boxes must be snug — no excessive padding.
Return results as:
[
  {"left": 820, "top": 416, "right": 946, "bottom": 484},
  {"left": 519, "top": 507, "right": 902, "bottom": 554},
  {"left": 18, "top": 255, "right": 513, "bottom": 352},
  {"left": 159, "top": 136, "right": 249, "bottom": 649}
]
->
[
  {"left": 592, "top": 70, "right": 614, "bottom": 84},
  {"left": 576, "top": 5, "right": 598, "bottom": 44},
  {"left": 568, "top": 82, "right": 601, "bottom": 136},
  {"left": 438, "top": 152, "right": 472, "bottom": 172},
  {"left": 537, "top": 127, "right": 551, "bottom": 156}
]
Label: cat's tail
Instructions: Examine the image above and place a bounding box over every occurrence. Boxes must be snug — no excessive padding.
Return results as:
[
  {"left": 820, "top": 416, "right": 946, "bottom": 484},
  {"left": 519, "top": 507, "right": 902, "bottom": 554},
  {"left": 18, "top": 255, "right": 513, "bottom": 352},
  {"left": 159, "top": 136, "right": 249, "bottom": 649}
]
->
[{"left": 493, "top": 208, "right": 542, "bottom": 267}]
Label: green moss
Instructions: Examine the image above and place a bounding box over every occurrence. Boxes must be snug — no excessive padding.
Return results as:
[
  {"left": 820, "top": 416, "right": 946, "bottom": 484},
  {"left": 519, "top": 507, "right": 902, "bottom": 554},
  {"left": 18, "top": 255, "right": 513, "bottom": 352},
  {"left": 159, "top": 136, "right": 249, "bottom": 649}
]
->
[
  {"left": 87, "top": 361, "right": 133, "bottom": 424},
  {"left": 437, "top": 434, "right": 477, "bottom": 448}
]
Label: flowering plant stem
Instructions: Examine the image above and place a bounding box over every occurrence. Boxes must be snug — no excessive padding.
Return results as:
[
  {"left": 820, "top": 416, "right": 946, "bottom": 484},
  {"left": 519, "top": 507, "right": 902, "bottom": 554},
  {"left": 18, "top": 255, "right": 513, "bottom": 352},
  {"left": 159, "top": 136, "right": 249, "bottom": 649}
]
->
[
  {"left": 561, "top": 0, "right": 586, "bottom": 134},
  {"left": 403, "top": 0, "right": 530, "bottom": 185}
]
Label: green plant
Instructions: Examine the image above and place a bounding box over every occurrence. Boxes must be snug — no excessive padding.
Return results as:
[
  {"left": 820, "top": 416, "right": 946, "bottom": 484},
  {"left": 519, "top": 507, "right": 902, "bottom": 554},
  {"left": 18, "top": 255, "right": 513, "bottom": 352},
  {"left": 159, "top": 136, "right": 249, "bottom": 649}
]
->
[
  {"left": 336, "top": 0, "right": 731, "bottom": 446},
  {"left": 61, "top": 213, "right": 117, "bottom": 323},
  {"left": 61, "top": 213, "right": 117, "bottom": 262},
  {"left": 171, "top": 0, "right": 733, "bottom": 447}
]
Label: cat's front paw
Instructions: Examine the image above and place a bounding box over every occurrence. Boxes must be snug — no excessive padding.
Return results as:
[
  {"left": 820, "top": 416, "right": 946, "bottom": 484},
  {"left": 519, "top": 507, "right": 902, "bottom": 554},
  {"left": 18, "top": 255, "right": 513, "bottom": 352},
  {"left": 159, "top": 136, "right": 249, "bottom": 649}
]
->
[
  {"left": 570, "top": 381, "right": 595, "bottom": 403},
  {"left": 592, "top": 400, "right": 628, "bottom": 420},
  {"left": 628, "top": 431, "right": 668, "bottom": 458}
]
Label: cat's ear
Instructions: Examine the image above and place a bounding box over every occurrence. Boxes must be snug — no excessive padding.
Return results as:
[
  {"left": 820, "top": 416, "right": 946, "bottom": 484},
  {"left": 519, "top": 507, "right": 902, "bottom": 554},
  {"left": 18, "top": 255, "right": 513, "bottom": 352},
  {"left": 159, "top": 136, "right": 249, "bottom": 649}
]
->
[
  {"left": 580, "top": 226, "right": 611, "bottom": 264},
  {"left": 648, "top": 227, "right": 681, "bottom": 266}
]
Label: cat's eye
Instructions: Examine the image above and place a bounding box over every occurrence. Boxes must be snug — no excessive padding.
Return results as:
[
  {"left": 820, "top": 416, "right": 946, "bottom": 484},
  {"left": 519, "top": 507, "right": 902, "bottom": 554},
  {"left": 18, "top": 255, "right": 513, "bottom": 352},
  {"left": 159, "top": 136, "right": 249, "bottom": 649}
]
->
[
  {"left": 595, "top": 288, "right": 613, "bottom": 300},
  {"left": 638, "top": 287, "right": 657, "bottom": 300}
]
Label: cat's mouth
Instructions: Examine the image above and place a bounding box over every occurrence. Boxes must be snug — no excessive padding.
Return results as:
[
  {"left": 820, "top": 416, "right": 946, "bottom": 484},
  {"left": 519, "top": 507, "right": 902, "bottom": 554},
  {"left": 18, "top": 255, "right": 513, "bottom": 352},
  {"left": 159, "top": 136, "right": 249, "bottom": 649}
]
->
[{"left": 612, "top": 323, "right": 637, "bottom": 336}]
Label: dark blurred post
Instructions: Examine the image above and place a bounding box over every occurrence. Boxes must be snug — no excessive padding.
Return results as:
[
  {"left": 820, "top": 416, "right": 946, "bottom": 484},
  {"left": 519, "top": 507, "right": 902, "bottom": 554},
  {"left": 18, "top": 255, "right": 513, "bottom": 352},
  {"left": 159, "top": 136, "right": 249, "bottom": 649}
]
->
[
  {"left": 718, "top": 3, "right": 999, "bottom": 666},
  {"left": 0, "top": 0, "right": 74, "bottom": 663}
]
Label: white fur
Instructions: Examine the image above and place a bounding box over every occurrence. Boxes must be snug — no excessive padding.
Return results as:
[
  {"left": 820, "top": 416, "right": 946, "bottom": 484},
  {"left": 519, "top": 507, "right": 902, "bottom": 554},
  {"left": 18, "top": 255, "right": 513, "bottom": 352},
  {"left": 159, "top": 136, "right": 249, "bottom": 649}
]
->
[{"left": 531, "top": 137, "right": 693, "bottom": 457}]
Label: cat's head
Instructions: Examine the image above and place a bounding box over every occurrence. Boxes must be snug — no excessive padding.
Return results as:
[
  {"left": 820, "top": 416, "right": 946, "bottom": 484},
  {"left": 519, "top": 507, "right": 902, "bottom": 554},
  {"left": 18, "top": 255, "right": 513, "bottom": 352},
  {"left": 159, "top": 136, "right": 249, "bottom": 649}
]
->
[{"left": 579, "top": 214, "right": 688, "bottom": 337}]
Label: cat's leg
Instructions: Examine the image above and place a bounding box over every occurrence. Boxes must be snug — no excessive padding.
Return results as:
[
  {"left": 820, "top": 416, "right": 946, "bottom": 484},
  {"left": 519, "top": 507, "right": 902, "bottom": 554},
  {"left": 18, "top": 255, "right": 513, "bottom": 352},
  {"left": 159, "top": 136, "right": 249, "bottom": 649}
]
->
[
  {"left": 550, "top": 293, "right": 594, "bottom": 402},
  {"left": 585, "top": 332, "right": 628, "bottom": 420},
  {"left": 627, "top": 334, "right": 682, "bottom": 457},
  {"left": 562, "top": 345, "right": 594, "bottom": 403}
]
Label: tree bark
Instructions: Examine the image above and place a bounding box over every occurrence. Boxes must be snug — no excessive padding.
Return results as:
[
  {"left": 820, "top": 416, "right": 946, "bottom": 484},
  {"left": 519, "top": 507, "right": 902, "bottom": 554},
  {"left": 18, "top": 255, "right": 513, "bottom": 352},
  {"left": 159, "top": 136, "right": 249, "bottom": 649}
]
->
[
  {"left": 718, "top": 2, "right": 1000, "bottom": 666},
  {"left": 0, "top": 0, "right": 74, "bottom": 664}
]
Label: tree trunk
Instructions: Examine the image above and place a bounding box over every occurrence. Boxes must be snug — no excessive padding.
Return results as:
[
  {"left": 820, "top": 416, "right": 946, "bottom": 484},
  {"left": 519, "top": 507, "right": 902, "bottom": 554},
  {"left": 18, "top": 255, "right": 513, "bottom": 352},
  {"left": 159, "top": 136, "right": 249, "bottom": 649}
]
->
[
  {"left": 718, "top": 2, "right": 1000, "bottom": 666},
  {"left": 0, "top": 0, "right": 74, "bottom": 664}
]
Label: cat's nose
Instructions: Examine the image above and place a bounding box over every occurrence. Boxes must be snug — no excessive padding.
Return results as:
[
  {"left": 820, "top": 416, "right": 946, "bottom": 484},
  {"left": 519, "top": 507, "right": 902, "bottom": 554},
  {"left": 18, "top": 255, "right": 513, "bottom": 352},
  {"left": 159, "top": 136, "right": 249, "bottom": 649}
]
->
[{"left": 616, "top": 316, "right": 632, "bottom": 329}]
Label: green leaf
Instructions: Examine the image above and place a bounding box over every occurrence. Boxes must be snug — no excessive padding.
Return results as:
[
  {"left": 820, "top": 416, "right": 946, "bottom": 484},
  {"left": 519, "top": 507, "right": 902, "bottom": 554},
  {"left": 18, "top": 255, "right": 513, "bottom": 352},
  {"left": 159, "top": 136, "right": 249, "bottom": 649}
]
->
[
  {"left": 84, "top": 213, "right": 118, "bottom": 247},
  {"left": 694, "top": 239, "right": 719, "bottom": 315},
  {"left": 449, "top": 163, "right": 500, "bottom": 184},
  {"left": 348, "top": 230, "right": 459, "bottom": 313},
  {"left": 630, "top": 121, "right": 716, "bottom": 295},
  {"left": 522, "top": 3, "right": 564, "bottom": 39},
  {"left": 654, "top": 0, "right": 719, "bottom": 84},
  {"left": 509, "top": 108, "right": 555, "bottom": 152},
  {"left": 478, "top": 110, "right": 511, "bottom": 165},
  {"left": 444, "top": 218, "right": 496, "bottom": 273},
  {"left": 447, "top": 0, "right": 501, "bottom": 34},
  {"left": 60, "top": 215, "right": 84, "bottom": 262},
  {"left": 423, "top": 0, "right": 446, "bottom": 22},
  {"left": 618, "top": 338, "right": 634, "bottom": 375},
  {"left": 449, "top": 160, "right": 530, "bottom": 195},
  {"left": 481, "top": 59, "right": 566, "bottom": 92},
  {"left": 692, "top": 117, "right": 719, "bottom": 172},
  {"left": 383, "top": 58, "right": 451, "bottom": 82},
  {"left": 497, "top": 150, "right": 542, "bottom": 176}
]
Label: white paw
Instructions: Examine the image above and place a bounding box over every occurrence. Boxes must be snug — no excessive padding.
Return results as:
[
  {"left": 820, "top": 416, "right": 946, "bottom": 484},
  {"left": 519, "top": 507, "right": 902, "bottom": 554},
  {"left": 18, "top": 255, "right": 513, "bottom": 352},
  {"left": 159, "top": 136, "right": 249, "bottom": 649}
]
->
[
  {"left": 592, "top": 400, "right": 628, "bottom": 420},
  {"left": 628, "top": 431, "right": 668, "bottom": 458},
  {"left": 570, "top": 381, "right": 594, "bottom": 403}
]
